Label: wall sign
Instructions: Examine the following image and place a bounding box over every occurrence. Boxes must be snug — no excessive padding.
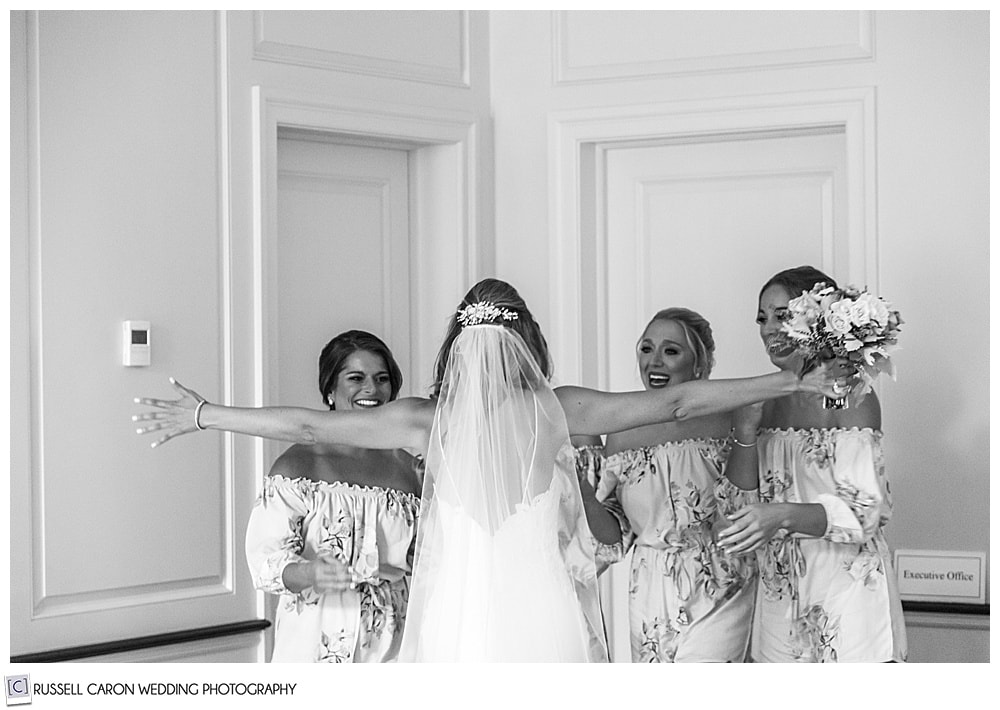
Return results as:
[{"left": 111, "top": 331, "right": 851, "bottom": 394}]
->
[{"left": 894, "top": 549, "right": 987, "bottom": 604}]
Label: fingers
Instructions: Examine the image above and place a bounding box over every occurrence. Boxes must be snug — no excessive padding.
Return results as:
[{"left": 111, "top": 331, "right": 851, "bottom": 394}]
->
[
  {"left": 133, "top": 397, "right": 172, "bottom": 409},
  {"left": 716, "top": 519, "right": 751, "bottom": 547},
  {"left": 132, "top": 412, "right": 171, "bottom": 423},
  {"left": 725, "top": 532, "right": 764, "bottom": 555},
  {"left": 726, "top": 506, "right": 751, "bottom": 521},
  {"left": 170, "top": 378, "right": 202, "bottom": 402},
  {"left": 135, "top": 421, "right": 169, "bottom": 435},
  {"left": 717, "top": 525, "right": 749, "bottom": 549},
  {"left": 312, "top": 557, "right": 355, "bottom": 593},
  {"left": 152, "top": 432, "right": 176, "bottom": 449}
]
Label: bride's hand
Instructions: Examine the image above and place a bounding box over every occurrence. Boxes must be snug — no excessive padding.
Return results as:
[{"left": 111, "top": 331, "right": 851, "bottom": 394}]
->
[
  {"left": 133, "top": 377, "right": 208, "bottom": 448},
  {"left": 797, "top": 359, "right": 856, "bottom": 399}
]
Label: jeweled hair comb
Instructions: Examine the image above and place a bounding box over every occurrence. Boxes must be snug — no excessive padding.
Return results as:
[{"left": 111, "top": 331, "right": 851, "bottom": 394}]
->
[{"left": 456, "top": 301, "right": 519, "bottom": 327}]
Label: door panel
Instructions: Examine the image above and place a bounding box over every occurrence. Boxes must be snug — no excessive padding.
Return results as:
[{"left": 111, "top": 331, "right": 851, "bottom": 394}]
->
[
  {"left": 598, "top": 129, "right": 847, "bottom": 661},
  {"left": 274, "top": 138, "right": 411, "bottom": 413}
]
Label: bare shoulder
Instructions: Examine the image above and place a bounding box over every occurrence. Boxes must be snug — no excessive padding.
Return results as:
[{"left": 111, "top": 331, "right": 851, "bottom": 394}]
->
[
  {"left": 837, "top": 390, "right": 882, "bottom": 430},
  {"left": 267, "top": 444, "right": 316, "bottom": 479}
]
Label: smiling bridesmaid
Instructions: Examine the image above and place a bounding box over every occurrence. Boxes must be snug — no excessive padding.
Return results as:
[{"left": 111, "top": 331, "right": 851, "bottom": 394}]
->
[
  {"left": 717, "top": 266, "right": 907, "bottom": 662},
  {"left": 589, "top": 308, "right": 761, "bottom": 662},
  {"left": 244, "top": 330, "right": 423, "bottom": 663}
]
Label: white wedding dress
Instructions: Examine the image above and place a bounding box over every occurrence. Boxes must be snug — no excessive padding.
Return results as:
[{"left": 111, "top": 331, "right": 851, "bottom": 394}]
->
[{"left": 398, "top": 324, "right": 608, "bottom": 662}]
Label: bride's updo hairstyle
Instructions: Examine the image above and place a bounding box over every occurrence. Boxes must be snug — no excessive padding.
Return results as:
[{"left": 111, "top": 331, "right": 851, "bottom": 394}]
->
[
  {"left": 431, "top": 278, "right": 552, "bottom": 397},
  {"left": 759, "top": 265, "right": 838, "bottom": 302}
]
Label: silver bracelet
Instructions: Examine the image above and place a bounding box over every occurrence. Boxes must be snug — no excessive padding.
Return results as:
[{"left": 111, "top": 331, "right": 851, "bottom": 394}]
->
[
  {"left": 194, "top": 399, "right": 208, "bottom": 431},
  {"left": 729, "top": 428, "right": 757, "bottom": 448}
]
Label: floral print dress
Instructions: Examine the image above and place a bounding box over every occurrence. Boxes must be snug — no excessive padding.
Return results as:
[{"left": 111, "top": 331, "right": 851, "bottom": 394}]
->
[
  {"left": 752, "top": 428, "right": 907, "bottom": 662},
  {"left": 245, "top": 476, "right": 420, "bottom": 663},
  {"left": 591, "top": 439, "right": 758, "bottom": 662}
]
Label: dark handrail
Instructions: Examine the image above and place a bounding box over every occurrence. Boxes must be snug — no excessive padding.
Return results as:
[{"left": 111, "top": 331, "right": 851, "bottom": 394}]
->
[
  {"left": 902, "top": 601, "right": 990, "bottom": 616},
  {"left": 10, "top": 619, "right": 271, "bottom": 663}
]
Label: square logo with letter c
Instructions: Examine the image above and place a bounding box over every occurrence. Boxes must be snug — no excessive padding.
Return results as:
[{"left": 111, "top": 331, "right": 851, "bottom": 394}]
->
[{"left": 5, "top": 676, "right": 31, "bottom": 706}]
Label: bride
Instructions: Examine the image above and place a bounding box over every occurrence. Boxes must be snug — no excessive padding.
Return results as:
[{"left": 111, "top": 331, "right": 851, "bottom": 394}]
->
[{"left": 134, "top": 278, "right": 849, "bottom": 662}]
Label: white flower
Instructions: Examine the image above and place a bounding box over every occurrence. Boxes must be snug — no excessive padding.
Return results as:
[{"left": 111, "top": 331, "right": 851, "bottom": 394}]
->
[
  {"left": 861, "top": 293, "right": 891, "bottom": 327},
  {"left": 848, "top": 298, "right": 873, "bottom": 327},
  {"left": 824, "top": 300, "right": 853, "bottom": 336}
]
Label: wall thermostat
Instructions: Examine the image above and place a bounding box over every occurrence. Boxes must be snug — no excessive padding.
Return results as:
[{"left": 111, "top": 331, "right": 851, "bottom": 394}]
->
[{"left": 123, "top": 320, "right": 150, "bottom": 367}]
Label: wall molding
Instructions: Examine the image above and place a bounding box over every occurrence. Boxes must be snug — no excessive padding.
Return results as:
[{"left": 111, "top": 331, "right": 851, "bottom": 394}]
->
[
  {"left": 23, "top": 11, "right": 238, "bottom": 623},
  {"left": 252, "top": 87, "right": 480, "bottom": 431},
  {"left": 552, "top": 11, "right": 875, "bottom": 85},
  {"left": 548, "top": 87, "right": 878, "bottom": 387},
  {"left": 632, "top": 168, "right": 836, "bottom": 355},
  {"left": 252, "top": 10, "right": 471, "bottom": 88}
]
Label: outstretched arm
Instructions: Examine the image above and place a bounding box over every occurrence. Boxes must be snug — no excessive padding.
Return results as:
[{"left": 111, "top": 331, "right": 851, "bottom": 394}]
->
[
  {"left": 134, "top": 378, "right": 433, "bottom": 453},
  {"left": 556, "top": 362, "right": 849, "bottom": 437}
]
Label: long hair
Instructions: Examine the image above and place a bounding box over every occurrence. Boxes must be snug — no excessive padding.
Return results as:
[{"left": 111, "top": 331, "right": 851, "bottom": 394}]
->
[
  {"left": 318, "top": 330, "right": 403, "bottom": 409},
  {"left": 431, "top": 278, "right": 551, "bottom": 397},
  {"left": 643, "top": 307, "right": 716, "bottom": 379},
  {"left": 759, "top": 265, "right": 838, "bottom": 302}
]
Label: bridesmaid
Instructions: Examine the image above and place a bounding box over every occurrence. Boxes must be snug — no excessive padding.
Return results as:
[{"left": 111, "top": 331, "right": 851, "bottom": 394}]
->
[
  {"left": 718, "top": 265, "right": 907, "bottom": 662},
  {"left": 585, "top": 308, "right": 761, "bottom": 662},
  {"left": 244, "top": 330, "right": 422, "bottom": 662}
]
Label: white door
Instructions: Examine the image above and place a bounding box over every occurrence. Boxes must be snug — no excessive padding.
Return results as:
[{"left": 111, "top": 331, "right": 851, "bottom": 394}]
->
[
  {"left": 597, "top": 128, "right": 848, "bottom": 661},
  {"left": 274, "top": 136, "right": 411, "bottom": 414}
]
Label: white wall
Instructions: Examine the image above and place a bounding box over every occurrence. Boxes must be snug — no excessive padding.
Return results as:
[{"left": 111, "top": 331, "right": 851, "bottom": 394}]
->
[{"left": 490, "top": 10, "right": 989, "bottom": 661}]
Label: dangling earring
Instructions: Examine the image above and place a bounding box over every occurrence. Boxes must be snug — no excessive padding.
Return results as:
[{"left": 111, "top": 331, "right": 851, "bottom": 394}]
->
[{"left": 327, "top": 395, "right": 335, "bottom": 408}]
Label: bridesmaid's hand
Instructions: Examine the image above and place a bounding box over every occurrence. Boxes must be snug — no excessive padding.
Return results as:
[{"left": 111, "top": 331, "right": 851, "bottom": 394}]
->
[
  {"left": 797, "top": 359, "right": 856, "bottom": 400},
  {"left": 133, "top": 377, "right": 207, "bottom": 448},
  {"left": 716, "top": 503, "right": 789, "bottom": 555},
  {"left": 309, "top": 554, "right": 355, "bottom": 594}
]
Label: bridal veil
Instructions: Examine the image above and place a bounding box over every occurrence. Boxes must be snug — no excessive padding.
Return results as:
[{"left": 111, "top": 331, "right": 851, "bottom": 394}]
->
[{"left": 398, "top": 322, "right": 608, "bottom": 662}]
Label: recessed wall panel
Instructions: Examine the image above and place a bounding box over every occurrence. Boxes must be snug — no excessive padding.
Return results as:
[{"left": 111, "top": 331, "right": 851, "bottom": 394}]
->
[
  {"left": 603, "top": 131, "right": 848, "bottom": 384},
  {"left": 254, "top": 10, "right": 469, "bottom": 86},
  {"left": 555, "top": 10, "right": 873, "bottom": 83},
  {"left": 274, "top": 138, "right": 411, "bottom": 417}
]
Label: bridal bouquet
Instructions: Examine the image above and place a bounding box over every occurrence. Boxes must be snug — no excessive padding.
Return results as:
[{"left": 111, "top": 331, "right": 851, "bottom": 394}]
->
[{"left": 781, "top": 283, "right": 903, "bottom": 408}]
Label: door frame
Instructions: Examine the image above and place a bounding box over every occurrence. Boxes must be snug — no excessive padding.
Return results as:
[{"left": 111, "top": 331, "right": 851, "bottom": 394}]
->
[
  {"left": 548, "top": 86, "right": 877, "bottom": 389},
  {"left": 251, "top": 87, "right": 483, "bottom": 657},
  {"left": 253, "top": 86, "right": 484, "bottom": 407},
  {"left": 547, "top": 86, "right": 877, "bottom": 661}
]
